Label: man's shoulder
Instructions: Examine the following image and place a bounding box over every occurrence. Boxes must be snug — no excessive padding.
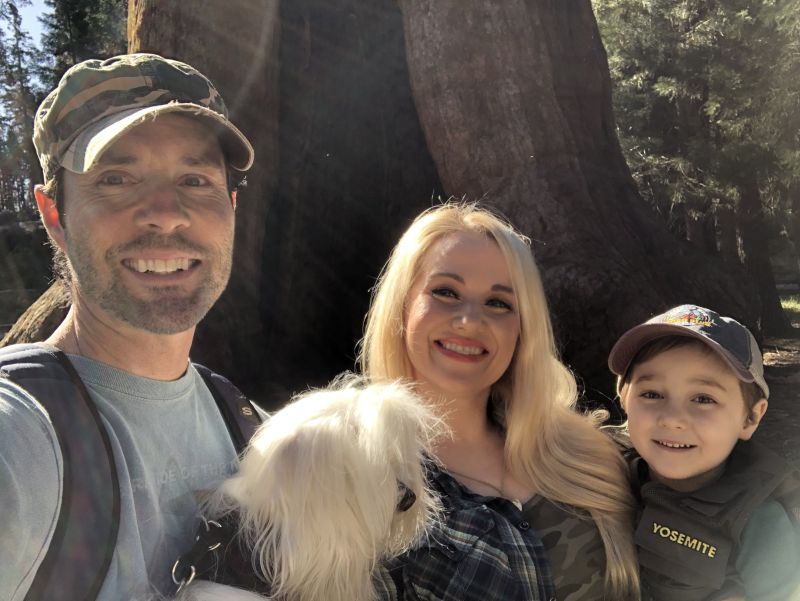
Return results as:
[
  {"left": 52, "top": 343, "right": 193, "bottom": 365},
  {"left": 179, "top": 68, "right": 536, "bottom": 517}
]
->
[
  {"left": 0, "top": 376, "right": 57, "bottom": 440},
  {"left": 0, "top": 377, "right": 64, "bottom": 601}
]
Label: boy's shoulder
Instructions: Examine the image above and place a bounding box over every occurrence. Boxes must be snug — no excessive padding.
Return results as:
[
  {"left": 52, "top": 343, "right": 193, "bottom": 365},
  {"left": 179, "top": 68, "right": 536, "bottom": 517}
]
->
[
  {"left": 724, "top": 440, "right": 800, "bottom": 513},
  {"left": 634, "top": 441, "right": 799, "bottom": 599}
]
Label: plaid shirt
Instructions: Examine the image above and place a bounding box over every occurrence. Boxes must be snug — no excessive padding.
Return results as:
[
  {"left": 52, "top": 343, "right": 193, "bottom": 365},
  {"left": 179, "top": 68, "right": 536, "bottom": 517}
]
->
[{"left": 382, "top": 464, "right": 556, "bottom": 601}]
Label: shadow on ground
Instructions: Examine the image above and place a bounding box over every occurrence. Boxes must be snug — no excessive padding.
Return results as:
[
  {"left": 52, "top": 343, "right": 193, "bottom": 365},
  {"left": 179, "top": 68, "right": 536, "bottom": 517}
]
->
[{"left": 759, "top": 336, "right": 800, "bottom": 466}]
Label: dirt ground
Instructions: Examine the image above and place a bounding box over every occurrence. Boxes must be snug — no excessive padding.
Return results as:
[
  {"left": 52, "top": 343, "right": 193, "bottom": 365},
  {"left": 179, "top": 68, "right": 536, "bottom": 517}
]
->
[{"left": 757, "top": 335, "right": 800, "bottom": 466}]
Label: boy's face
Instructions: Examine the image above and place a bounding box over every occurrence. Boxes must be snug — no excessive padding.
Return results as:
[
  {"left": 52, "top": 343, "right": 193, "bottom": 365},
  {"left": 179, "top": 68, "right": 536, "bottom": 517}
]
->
[{"left": 623, "top": 343, "right": 767, "bottom": 492}]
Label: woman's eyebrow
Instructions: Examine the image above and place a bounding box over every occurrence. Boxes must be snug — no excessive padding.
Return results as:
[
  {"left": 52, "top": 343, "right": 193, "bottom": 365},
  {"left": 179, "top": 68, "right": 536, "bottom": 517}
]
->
[
  {"left": 430, "top": 273, "right": 513, "bottom": 294},
  {"left": 431, "top": 272, "right": 464, "bottom": 283},
  {"left": 492, "top": 284, "right": 514, "bottom": 294}
]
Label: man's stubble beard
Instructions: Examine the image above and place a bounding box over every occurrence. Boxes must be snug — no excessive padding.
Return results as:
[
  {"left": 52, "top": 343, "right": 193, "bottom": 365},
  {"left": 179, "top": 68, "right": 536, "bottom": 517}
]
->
[{"left": 65, "top": 231, "right": 233, "bottom": 335}]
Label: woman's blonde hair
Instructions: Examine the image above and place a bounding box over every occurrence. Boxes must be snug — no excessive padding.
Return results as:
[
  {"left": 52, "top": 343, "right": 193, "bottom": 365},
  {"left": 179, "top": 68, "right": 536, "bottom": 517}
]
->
[{"left": 359, "top": 202, "right": 640, "bottom": 600}]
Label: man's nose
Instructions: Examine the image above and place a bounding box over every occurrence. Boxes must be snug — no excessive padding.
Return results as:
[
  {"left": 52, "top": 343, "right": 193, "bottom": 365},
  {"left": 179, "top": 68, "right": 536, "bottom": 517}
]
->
[{"left": 133, "top": 184, "right": 190, "bottom": 232}]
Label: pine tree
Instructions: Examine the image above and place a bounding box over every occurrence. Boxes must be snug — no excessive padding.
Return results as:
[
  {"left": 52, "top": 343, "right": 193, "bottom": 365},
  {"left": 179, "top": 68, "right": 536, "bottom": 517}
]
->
[
  {"left": 595, "top": 0, "right": 800, "bottom": 333},
  {"left": 39, "top": 0, "right": 126, "bottom": 85},
  {"left": 0, "top": 0, "right": 41, "bottom": 210}
]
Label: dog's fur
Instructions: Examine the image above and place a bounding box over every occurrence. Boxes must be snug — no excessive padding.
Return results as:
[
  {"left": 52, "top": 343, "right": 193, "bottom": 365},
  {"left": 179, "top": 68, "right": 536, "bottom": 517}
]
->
[{"left": 183, "top": 377, "right": 442, "bottom": 601}]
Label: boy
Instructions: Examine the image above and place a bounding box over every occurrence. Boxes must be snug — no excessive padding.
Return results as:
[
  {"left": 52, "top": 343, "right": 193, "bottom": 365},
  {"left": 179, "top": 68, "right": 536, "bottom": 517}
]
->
[{"left": 608, "top": 304, "right": 800, "bottom": 601}]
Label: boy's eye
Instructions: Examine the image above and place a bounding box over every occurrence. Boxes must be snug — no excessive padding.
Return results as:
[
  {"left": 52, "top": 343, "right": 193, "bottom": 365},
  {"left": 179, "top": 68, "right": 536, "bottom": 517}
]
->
[
  {"left": 692, "top": 395, "right": 717, "bottom": 405},
  {"left": 431, "top": 287, "right": 458, "bottom": 300}
]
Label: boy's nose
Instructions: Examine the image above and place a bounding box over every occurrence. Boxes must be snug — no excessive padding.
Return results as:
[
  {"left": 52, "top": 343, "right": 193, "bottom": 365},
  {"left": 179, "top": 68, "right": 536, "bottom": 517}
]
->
[{"left": 656, "top": 404, "right": 688, "bottom": 429}]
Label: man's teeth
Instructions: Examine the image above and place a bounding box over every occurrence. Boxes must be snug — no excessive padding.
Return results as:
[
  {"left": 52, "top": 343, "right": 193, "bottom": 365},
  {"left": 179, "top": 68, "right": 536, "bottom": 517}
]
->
[
  {"left": 440, "top": 341, "right": 483, "bottom": 355},
  {"left": 130, "top": 258, "right": 192, "bottom": 273},
  {"left": 657, "top": 441, "right": 694, "bottom": 449}
]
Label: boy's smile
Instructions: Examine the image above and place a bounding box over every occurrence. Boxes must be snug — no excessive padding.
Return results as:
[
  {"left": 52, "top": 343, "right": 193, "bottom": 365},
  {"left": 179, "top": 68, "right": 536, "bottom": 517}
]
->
[{"left": 623, "top": 344, "right": 767, "bottom": 492}]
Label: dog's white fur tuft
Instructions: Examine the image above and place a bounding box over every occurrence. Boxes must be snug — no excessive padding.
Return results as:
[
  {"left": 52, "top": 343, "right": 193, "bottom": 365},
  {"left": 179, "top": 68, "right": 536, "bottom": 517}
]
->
[{"left": 197, "top": 376, "right": 443, "bottom": 601}]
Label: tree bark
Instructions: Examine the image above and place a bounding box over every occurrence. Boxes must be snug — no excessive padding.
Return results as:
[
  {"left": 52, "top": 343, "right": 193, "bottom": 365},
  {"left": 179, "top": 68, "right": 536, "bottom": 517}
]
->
[
  {"left": 258, "top": 0, "right": 441, "bottom": 403},
  {"left": 737, "top": 177, "right": 792, "bottom": 335},
  {"left": 396, "top": 0, "right": 756, "bottom": 391},
  {"left": 128, "top": 0, "right": 280, "bottom": 393},
  {"left": 716, "top": 202, "right": 739, "bottom": 265}
]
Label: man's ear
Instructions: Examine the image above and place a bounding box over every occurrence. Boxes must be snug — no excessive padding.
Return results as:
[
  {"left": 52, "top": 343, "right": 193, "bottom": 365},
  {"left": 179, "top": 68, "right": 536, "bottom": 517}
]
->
[
  {"left": 34, "top": 185, "right": 66, "bottom": 250},
  {"left": 231, "top": 190, "right": 237, "bottom": 210},
  {"left": 740, "top": 398, "right": 768, "bottom": 441}
]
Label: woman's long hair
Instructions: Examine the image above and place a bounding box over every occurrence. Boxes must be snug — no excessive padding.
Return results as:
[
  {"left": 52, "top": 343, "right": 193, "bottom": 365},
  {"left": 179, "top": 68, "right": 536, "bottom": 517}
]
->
[{"left": 358, "top": 202, "right": 640, "bottom": 599}]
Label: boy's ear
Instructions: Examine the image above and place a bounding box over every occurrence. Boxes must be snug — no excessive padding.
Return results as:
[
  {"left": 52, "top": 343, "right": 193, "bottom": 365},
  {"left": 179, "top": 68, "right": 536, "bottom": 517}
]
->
[
  {"left": 34, "top": 185, "right": 66, "bottom": 250},
  {"left": 740, "top": 398, "right": 768, "bottom": 440}
]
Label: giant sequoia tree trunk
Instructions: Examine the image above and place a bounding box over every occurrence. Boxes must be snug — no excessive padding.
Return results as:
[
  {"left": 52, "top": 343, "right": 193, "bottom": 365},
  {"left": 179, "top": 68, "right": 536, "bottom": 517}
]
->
[
  {"left": 258, "top": 0, "right": 440, "bottom": 401},
  {"left": 127, "top": 0, "right": 281, "bottom": 392},
  {"left": 6, "top": 1, "right": 759, "bottom": 402},
  {"left": 397, "top": 0, "right": 755, "bottom": 391}
]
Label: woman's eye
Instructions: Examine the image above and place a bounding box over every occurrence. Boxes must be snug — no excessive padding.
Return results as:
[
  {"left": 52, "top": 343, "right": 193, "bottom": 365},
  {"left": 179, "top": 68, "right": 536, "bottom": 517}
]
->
[
  {"left": 431, "top": 287, "right": 458, "bottom": 300},
  {"left": 486, "top": 298, "right": 513, "bottom": 311},
  {"left": 693, "top": 395, "right": 717, "bottom": 405}
]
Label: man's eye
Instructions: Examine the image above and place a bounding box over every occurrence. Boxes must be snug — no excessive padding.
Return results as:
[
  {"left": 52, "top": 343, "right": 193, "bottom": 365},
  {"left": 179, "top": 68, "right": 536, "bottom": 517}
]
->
[
  {"left": 98, "top": 173, "right": 127, "bottom": 185},
  {"left": 181, "top": 175, "right": 208, "bottom": 187},
  {"left": 431, "top": 287, "right": 458, "bottom": 300}
]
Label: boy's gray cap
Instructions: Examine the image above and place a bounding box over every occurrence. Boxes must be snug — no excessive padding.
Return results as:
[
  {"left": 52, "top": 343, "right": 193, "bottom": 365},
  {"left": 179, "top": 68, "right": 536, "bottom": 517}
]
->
[
  {"left": 33, "top": 53, "right": 255, "bottom": 182},
  {"left": 608, "top": 304, "right": 769, "bottom": 399}
]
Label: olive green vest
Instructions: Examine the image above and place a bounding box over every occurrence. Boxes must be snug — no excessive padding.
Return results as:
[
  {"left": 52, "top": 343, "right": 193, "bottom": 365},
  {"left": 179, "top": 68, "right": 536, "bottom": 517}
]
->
[{"left": 632, "top": 441, "right": 800, "bottom": 601}]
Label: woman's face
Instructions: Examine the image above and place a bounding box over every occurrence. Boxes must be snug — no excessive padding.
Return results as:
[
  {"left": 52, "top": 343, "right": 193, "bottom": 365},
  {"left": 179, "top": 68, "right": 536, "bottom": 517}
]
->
[{"left": 404, "top": 231, "right": 520, "bottom": 404}]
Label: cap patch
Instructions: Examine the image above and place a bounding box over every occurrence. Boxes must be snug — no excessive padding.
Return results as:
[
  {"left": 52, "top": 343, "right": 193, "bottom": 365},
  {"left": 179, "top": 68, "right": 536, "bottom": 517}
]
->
[{"left": 661, "top": 307, "right": 713, "bottom": 328}]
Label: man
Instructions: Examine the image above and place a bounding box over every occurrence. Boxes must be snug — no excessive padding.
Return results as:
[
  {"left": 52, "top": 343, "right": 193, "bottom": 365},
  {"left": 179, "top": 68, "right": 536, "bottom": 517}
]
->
[{"left": 0, "top": 53, "right": 257, "bottom": 600}]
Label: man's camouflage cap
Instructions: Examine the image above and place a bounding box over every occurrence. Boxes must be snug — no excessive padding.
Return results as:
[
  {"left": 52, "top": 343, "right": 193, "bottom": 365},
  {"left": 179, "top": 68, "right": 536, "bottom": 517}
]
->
[{"left": 33, "top": 53, "right": 254, "bottom": 182}]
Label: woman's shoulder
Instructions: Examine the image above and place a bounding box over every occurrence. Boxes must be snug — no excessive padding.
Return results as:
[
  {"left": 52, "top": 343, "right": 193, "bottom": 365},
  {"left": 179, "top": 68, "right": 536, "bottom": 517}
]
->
[{"left": 522, "top": 496, "right": 606, "bottom": 601}]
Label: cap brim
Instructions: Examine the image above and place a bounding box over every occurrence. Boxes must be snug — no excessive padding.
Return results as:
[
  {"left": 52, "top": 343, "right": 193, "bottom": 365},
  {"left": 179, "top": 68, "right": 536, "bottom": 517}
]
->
[
  {"left": 608, "top": 323, "right": 755, "bottom": 384},
  {"left": 61, "top": 102, "right": 254, "bottom": 174}
]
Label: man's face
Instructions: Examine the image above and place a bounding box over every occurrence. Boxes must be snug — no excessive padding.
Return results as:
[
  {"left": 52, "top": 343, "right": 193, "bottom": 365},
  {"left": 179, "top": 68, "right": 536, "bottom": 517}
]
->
[{"left": 57, "top": 113, "right": 235, "bottom": 335}]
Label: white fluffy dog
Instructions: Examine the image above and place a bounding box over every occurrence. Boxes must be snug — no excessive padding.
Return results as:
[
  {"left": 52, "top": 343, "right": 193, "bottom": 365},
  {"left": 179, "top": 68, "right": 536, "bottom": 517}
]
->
[{"left": 177, "top": 377, "right": 443, "bottom": 601}]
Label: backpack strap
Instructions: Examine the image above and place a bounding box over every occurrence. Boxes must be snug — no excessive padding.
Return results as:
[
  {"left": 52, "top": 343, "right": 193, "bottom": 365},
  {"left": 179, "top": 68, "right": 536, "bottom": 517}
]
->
[
  {"left": 193, "top": 363, "right": 262, "bottom": 454},
  {"left": 0, "top": 343, "right": 120, "bottom": 601}
]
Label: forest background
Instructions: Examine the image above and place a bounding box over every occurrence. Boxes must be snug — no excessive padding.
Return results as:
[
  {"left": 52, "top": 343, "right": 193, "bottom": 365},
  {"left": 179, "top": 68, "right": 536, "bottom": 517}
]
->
[{"left": 0, "top": 0, "right": 799, "bottom": 413}]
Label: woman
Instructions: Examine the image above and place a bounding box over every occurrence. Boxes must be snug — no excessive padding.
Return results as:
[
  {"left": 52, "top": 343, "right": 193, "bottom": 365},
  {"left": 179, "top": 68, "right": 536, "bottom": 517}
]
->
[{"left": 359, "top": 202, "right": 640, "bottom": 601}]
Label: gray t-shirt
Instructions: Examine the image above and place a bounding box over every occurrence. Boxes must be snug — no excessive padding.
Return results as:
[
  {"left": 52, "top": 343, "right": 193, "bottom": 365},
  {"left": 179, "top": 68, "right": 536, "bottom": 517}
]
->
[{"left": 0, "top": 354, "right": 239, "bottom": 600}]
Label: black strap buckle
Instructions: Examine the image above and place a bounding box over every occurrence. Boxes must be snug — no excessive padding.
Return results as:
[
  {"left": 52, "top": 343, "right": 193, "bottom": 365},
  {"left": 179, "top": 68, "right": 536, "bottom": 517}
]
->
[{"left": 172, "top": 516, "right": 225, "bottom": 594}]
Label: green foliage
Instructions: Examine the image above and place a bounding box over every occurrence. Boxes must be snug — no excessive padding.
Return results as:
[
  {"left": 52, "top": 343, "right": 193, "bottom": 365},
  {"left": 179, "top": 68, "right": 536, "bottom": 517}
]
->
[
  {"left": 780, "top": 293, "right": 800, "bottom": 325},
  {"left": 594, "top": 0, "right": 800, "bottom": 236},
  {"left": 0, "top": 0, "right": 41, "bottom": 211},
  {"left": 40, "top": 0, "right": 126, "bottom": 85}
]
